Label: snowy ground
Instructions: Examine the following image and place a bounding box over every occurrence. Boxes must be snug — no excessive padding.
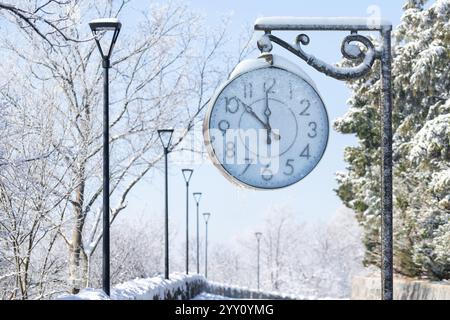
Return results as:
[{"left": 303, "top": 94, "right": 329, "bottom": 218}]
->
[{"left": 191, "top": 292, "right": 235, "bottom": 300}]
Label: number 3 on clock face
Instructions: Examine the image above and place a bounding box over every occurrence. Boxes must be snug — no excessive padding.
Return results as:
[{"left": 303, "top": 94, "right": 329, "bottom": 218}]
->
[{"left": 204, "top": 64, "right": 329, "bottom": 189}]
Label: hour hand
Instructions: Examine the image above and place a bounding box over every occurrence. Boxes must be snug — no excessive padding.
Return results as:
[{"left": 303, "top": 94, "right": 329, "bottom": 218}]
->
[{"left": 239, "top": 99, "right": 267, "bottom": 128}]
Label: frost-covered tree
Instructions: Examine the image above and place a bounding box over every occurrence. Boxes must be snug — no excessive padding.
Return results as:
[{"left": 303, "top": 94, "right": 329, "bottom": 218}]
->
[
  {"left": 207, "top": 207, "right": 365, "bottom": 298},
  {"left": 0, "top": 74, "right": 69, "bottom": 299},
  {"left": 0, "top": 0, "right": 84, "bottom": 45},
  {"left": 0, "top": 0, "right": 249, "bottom": 298},
  {"left": 334, "top": 0, "right": 449, "bottom": 279}
]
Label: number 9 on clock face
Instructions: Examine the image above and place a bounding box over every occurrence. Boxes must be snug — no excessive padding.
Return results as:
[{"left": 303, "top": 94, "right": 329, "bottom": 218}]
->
[{"left": 204, "top": 64, "right": 329, "bottom": 189}]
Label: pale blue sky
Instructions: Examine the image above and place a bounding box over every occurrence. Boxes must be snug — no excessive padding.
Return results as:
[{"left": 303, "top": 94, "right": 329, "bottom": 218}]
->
[{"left": 117, "top": 0, "right": 404, "bottom": 246}]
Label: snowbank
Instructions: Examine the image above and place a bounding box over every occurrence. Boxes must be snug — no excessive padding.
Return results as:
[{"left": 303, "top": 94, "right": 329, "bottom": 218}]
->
[
  {"left": 206, "top": 281, "right": 308, "bottom": 300},
  {"left": 57, "top": 274, "right": 315, "bottom": 300},
  {"left": 192, "top": 293, "right": 234, "bottom": 300},
  {"left": 57, "top": 288, "right": 110, "bottom": 300},
  {"left": 57, "top": 273, "right": 206, "bottom": 300}
]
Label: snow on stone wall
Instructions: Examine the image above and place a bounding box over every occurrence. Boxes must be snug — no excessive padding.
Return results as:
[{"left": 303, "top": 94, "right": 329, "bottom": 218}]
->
[
  {"left": 57, "top": 273, "right": 206, "bottom": 300},
  {"left": 57, "top": 274, "right": 314, "bottom": 300},
  {"left": 206, "top": 281, "right": 308, "bottom": 300}
]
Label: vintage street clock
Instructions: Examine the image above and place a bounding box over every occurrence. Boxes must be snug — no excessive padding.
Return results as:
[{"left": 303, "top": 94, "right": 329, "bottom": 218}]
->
[{"left": 204, "top": 54, "right": 329, "bottom": 189}]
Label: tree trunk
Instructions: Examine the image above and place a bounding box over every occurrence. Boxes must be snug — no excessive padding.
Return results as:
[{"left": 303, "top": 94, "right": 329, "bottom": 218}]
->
[
  {"left": 69, "top": 179, "right": 85, "bottom": 294},
  {"left": 69, "top": 225, "right": 82, "bottom": 294},
  {"left": 81, "top": 248, "right": 89, "bottom": 288}
]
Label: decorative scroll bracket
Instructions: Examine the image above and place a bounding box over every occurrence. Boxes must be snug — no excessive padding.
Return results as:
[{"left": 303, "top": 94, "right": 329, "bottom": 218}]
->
[
  {"left": 254, "top": 17, "right": 394, "bottom": 300},
  {"left": 257, "top": 33, "right": 380, "bottom": 80}
]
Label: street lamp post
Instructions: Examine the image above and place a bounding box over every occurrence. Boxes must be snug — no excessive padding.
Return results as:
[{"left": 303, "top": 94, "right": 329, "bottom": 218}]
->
[
  {"left": 158, "top": 129, "right": 174, "bottom": 280},
  {"left": 255, "top": 232, "right": 262, "bottom": 291},
  {"left": 203, "top": 212, "right": 211, "bottom": 278},
  {"left": 89, "top": 18, "right": 121, "bottom": 296},
  {"left": 182, "top": 169, "right": 194, "bottom": 274},
  {"left": 193, "top": 192, "right": 202, "bottom": 274}
]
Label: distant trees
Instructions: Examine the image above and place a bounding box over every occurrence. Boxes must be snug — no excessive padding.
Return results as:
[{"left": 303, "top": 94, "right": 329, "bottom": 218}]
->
[
  {"left": 334, "top": 0, "right": 449, "bottom": 279},
  {"left": 207, "top": 207, "right": 366, "bottom": 298}
]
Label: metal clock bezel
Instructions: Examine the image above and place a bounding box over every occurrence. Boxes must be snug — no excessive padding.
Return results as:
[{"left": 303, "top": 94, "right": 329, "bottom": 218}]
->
[{"left": 203, "top": 61, "right": 329, "bottom": 190}]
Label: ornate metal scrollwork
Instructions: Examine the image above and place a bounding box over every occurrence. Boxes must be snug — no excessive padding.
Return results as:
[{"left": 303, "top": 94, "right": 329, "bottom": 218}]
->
[{"left": 257, "top": 33, "right": 380, "bottom": 80}]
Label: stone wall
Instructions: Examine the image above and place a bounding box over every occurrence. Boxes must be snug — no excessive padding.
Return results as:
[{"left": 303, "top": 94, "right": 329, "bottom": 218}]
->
[
  {"left": 206, "top": 281, "right": 300, "bottom": 300},
  {"left": 351, "top": 276, "right": 450, "bottom": 300}
]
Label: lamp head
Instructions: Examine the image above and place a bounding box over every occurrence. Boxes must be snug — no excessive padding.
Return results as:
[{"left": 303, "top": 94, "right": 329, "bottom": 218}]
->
[
  {"left": 203, "top": 212, "right": 211, "bottom": 223},
  {"left": 157, "top": 129, "right": 174, "bottom": 150},
  {"left": 89, "top": 18, "right": 122, "bottom": 32},
  {"left": 182, "top": 169, "right": 194, "bottom": 183},
  {"left": 193, "top": 192, "right": 202, "bottom": 203},
  {"left": 255, "top": 232, "right": 262, "bottom": 240},
  {"left": 89, "top": 18, "right": 121, "bottom": 60}
]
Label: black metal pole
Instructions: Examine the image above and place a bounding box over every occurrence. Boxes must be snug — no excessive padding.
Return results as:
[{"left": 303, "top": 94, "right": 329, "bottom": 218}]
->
[
  {"left": 164, "top": 148, "right": 169, "bottom": 280},
  {"left": 185, "top": 182, "right": 189, "bottom": 275},
  {"left": 253, "top": 17, "right": 394, "bottom": 301},
  {"left": 196, "top": 202, "right": 200, "bottom": 274},
  {"left": 102, "top": 58, "right": 110, "bottom": 296},
  {"left": 257, "top": 238, "right": 261, "bottom": 291},
  {"left": 205, "top": 221, "right": 208, "bottom": 279},
  {"left": 380, "top": 28, "right": 393, "bottom": 300}
]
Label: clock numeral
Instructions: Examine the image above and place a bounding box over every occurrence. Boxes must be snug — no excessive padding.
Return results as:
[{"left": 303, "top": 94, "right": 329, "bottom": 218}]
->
[
  {"left": 218, "top": 120, "right": 230, "bottom": 136},
  {"left": 225, "top": 141, "right": 235, "bottom": 159},
  {"left": 225, "top": 97, "right": 239, "bottom": 113},
  {"left": 261, "top": 164, "right": 273, "bottom": 181},
  {"left": 284, "top": 159, "right": 295, "bottom": 176},
  {"left": 300, "top": 144, "right": 311, "bottom": 160},
  {"left": 263, "top": 78, "right": 276, "bottom": 93},
  {"left": 244, "top": 83, "right": 253, "bottom": 99},
  {"left": 299, "top": 99, "right": 311, "bottom": 116},
  {"left": 308, "top": 121, "right": 317, "bottom": 138}
]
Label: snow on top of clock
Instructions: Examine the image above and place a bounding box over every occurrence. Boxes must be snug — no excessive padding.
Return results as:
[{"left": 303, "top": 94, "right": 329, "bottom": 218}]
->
[{"left": 229, "top": 54, "right": 317, "bottom": 91}]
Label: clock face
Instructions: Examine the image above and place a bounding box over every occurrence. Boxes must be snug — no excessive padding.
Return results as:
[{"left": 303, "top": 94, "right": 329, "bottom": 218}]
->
[{"left": 204, "top": 66, "right": 329, "bottom": 189}]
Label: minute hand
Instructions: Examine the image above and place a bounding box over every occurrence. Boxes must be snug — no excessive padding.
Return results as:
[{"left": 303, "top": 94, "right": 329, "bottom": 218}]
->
[{"left": 264, "top": 91, "right": 272, "bottom": 144}]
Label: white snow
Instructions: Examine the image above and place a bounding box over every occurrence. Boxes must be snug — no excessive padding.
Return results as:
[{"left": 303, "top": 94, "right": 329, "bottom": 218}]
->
[
  {"left": 192, "top": 293, "right": 234, "bottom": 300},
  {"left": 56, "top": 273, "right": 205, "bottom": 300},
  {"left": 207, "top": 281, "right": 314, "bottom": 300},
  {"left": 89, "top": 18, "right": 122, "bottom": 31},
  {"left": 408, "top": 113, "right": 450, "bottom": 164},
  {"left": 229, "top": 54, "right": 317, "bottom": 90},
  {"left": 254, "top": 17, "right": 392, "bottom": 29},
  {"left": 89, "top": 18, "right": 121, "bottom": 24},
  {"left": 55, "top": 273, "right": 320, "bottom": 300},
  {"left": 257, "top": 34, "right": 272, "bottom": 52},
  {"left": 112, "top": 273, "right": 204, "bottom": 300},
  {"left": 57, "top": 288, "right": 110, "bottom": 300}
]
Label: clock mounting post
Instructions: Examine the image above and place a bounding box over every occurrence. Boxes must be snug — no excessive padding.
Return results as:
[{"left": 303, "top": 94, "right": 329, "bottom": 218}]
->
[{"left": 254, "top": 17, "right": 393, "bottom": 300}]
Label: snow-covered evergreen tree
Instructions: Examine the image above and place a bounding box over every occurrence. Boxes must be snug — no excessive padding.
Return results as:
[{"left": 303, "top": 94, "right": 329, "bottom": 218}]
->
[{"left": 334, "top": 0, "right": 449, "bottom": 279}]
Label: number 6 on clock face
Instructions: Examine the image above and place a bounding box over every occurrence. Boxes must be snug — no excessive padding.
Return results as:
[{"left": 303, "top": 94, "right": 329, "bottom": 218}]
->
[{"left": 204, "top": 58, "right": 329, "bottom": 190}]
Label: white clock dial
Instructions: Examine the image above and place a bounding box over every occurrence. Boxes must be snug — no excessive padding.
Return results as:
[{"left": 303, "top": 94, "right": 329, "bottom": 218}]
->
[{"left": 204, "top": 65, "right": 329, "bottom": 189}]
